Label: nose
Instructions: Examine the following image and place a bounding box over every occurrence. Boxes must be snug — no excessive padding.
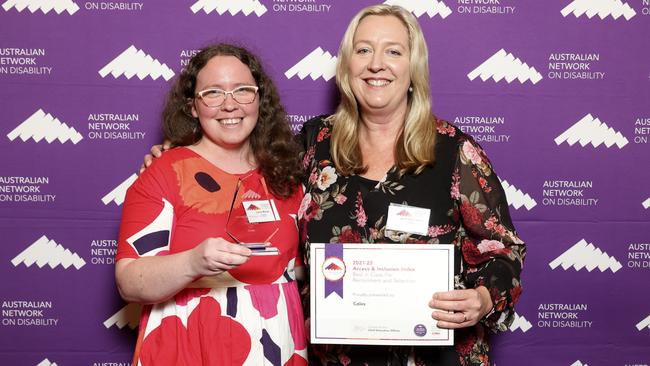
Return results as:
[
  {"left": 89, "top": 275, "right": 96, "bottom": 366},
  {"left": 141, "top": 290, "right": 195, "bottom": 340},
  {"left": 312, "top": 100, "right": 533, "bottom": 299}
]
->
[
  {"left": 368, "top": 51, "right": 385, "bottom": 72},
  {"left": 220, "top": 93, "right": 238, "bottom": 111}
]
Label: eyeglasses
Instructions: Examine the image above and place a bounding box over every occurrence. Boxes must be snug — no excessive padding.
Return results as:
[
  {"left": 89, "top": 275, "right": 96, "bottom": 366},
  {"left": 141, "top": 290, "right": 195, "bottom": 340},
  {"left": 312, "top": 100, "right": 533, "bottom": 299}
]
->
[{"left": 195, "top": 85, "right": 259, "bottom": 108}]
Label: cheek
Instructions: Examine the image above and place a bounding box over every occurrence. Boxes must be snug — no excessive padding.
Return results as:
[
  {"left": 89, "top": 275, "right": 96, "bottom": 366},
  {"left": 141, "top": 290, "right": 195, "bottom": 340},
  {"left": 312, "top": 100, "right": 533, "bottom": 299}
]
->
[
  {"left": 348, "top": 71, "right": 363, "bottom": 92},
  {"left": 398, "top": 62, "right": 411, "bottom": 81},
  {"left": 244, "top": 103, "right": 260, "bottom": 122},
  {"left": 194, "top": 103, "right": 219, "bottom": 120},
  {"left": 348, "top": 58, "right": 364, "bottom": 76}
]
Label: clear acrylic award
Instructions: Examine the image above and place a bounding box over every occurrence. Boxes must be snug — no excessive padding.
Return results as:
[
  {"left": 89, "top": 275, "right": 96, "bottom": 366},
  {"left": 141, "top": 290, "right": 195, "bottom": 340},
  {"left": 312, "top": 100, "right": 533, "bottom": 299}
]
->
[{"left": 225, "top": 174, "right": 280, "bottom": 256}]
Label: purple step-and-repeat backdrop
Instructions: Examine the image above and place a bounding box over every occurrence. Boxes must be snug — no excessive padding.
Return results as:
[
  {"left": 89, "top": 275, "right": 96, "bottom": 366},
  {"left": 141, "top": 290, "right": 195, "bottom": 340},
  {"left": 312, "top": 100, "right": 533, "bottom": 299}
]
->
[{"left": 1, "top": 0, "right": 649, "bottom": 365}]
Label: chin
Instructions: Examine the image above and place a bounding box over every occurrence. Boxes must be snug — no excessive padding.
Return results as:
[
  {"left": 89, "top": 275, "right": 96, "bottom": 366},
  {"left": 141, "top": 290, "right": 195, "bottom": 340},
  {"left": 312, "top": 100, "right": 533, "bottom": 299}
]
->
[{"left": 364, "top": 101, "right": 391, "bottom": 110}]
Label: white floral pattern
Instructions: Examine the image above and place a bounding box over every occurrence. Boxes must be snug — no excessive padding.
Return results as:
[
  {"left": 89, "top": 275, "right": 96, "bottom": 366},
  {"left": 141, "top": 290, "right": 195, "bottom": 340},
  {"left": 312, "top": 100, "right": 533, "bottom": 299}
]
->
[{"left": 317, "top": 166, "right": 337, "bottom": 190}]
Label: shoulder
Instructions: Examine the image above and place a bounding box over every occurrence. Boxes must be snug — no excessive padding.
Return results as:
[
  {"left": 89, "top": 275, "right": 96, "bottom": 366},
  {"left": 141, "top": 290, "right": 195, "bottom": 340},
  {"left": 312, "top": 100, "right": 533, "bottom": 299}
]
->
[
  {"left": 434, "top": 117, "right": 467, "bottom": 142},
  {"left": 145, "top": 147, "right": 193, "bottom": 173},
  {"left": 435, "top": 118, "right": 483, "bottom": 151},
  {"left": 439, "top": 121, "right": 494, "bottom": 172},
  {"left": 433, "top": 118, "right": 495, "bottom": 170},
  {"left": 297, "top": 115, "right": 332, "bottom": 148},
  {"left": 134, "top": 147, "right": 195, "bottom": 188},
  {"left": 301, "top": 114, "right": 331, "bottom": 134},
  {"left": 434, "top": 118, "right": 467, "bottom": 153}
]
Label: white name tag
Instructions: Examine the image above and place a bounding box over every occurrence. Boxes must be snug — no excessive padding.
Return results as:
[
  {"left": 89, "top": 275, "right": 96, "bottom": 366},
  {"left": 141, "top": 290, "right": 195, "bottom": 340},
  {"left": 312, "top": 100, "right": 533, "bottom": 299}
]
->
[
  {"left": 243, "top": 199, "right": 280, "bottom": 223},
  {"left": 385, "top": 203, "right": 430, "bottom": 236}
]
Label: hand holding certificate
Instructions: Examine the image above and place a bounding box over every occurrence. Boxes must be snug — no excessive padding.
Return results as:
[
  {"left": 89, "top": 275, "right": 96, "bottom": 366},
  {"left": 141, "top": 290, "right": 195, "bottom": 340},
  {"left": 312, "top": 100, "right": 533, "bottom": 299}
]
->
[{"left": 310, "top": 243, "right": 454, "bottom": 346}]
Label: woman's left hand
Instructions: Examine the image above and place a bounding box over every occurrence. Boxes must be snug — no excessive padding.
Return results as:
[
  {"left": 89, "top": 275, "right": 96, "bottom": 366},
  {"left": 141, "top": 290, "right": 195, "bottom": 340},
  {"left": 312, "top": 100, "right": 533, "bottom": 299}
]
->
[{"left": 429, "top": 286, "right": 493, "bottom": 328}]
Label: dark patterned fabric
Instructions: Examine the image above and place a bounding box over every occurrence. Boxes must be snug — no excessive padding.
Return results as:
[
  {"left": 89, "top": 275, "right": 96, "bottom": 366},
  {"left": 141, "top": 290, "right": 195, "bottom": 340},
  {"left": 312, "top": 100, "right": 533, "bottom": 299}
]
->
[{"left": 297, "top": 117, "right": 526, "bottom": 366}]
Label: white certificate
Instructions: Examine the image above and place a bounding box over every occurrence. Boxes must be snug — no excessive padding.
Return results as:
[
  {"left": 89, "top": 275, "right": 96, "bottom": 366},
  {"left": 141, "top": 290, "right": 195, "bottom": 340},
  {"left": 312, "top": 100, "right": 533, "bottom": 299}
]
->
[{"left": 310, "top": 243, "right": 454, "bottom": 346}]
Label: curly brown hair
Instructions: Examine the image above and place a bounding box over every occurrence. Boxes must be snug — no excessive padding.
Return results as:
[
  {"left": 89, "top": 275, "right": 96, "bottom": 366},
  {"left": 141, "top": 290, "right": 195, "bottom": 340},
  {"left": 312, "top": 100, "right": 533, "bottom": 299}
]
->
[{"left": 162, "top": 43, "right": 303, "bottom": 198}]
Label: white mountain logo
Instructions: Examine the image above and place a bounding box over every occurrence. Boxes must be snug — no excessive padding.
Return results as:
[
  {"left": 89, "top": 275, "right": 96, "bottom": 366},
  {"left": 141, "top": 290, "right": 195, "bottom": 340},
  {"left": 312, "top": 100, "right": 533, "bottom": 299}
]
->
[
  {"left": 285, "top": 47, "right": 337, "bottom": 82},
  {"left": 468, "top": 49, "right": 542, "bottom": 84},
  {"left": 555, "top": 113, "right": 628, "bottom": 149},
  {"left": 7, "top": 109, "right": 83, "bottom": 144},
  {"left": 103, "top": 303, "right": 142, "bottom": 330},
  {"left": 36, "top": 359, "right": 59, "bottom": 366},
  {"left": 2, "top": 0, "right": 79, "bottom": 15},
  {"left": 12, "top": 235, "right": 86, "bottom": 270},
  {"left": 190, "top": 0, "right": 267, "bottom": 17},
  {"left": 635, "top": 314, "right": 650, "bottom": 331},
  {"left": 500, "top": 179, "right": 537, "bottom": 210},
  {"left": 561, "top": 0, "right": 636, "bottom": 20},
  {"left": 99, "top": 45, "right": 175, "bottom": 81},
  {"left": 509, "top": 312, "right": 533, "bottom": 333},
  {"left": 383, "top": 0, "right": 452, "bottom": 19},
  {"left": 101, "top": 174, "right": 138, "bottom": 206},
  {"left": 549, "top": 239, "right": 622, "bottom": 273}
]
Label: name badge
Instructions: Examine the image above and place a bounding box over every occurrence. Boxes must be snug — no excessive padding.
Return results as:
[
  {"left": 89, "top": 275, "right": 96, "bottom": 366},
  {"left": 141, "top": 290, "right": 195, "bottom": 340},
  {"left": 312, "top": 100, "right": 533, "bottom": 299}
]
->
[
  {"left": 385, "top": 203, "right": 430, "bottom": 236},
  {"left": 243, "top": 199, "right": 280, "bottom": 223}
]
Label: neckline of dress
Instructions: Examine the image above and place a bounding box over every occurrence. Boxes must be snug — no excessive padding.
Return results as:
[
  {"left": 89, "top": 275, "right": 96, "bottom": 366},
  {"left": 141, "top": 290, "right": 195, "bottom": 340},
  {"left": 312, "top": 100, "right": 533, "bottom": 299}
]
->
[{"left": 180, "top": 146, "right": 258, "bottom": 177}]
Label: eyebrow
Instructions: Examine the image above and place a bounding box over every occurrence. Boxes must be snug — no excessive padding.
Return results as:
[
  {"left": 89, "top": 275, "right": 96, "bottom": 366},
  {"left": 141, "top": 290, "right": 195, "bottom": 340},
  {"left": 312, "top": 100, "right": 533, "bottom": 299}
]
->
[{"left": 353, "top": 40, "right": 407, "bottom": 48}]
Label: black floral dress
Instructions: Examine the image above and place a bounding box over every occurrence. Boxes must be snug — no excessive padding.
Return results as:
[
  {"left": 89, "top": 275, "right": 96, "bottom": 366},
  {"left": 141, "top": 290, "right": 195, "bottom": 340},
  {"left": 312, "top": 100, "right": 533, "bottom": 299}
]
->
[{"left": 296, "top": 116, "right": 526, "bottom": 366}]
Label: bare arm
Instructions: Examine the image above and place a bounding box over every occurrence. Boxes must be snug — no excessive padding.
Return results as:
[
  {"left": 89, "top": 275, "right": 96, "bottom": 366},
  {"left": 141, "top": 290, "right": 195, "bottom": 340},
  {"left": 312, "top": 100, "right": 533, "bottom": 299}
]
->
[{"left": 115, "top": 237, "right": 251, "bottom": 304}]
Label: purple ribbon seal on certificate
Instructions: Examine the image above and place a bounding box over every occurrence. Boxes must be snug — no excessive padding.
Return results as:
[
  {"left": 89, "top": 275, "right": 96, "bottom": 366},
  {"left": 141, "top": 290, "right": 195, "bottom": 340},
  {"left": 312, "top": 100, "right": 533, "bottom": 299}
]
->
[{"left": 323, "top": 243, "right": 345, "bottom": 298}]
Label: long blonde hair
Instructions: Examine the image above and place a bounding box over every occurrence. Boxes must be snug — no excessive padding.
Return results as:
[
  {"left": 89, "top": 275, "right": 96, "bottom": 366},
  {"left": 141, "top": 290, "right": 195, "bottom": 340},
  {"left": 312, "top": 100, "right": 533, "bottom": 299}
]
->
[{"left": 330, "top": 4, "right": 436, "bottom": 176}]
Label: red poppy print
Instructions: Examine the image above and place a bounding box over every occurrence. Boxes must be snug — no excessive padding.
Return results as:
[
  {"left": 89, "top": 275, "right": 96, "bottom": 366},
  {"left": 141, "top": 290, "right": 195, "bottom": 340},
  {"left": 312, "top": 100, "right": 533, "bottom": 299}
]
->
[{"left": 139, "top": 297, "right": 251, "bottom": 366}]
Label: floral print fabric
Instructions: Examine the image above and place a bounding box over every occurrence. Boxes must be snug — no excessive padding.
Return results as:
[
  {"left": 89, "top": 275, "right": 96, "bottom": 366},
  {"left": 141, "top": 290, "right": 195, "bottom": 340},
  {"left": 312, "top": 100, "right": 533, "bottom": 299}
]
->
[{"left": 297, "top": 117, "right": 525, "bottom": 366}]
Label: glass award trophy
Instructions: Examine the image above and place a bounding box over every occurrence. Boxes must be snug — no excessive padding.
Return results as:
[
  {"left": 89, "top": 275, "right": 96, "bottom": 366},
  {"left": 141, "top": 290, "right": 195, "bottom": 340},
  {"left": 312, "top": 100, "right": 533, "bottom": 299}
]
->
[{"left": 225, "top": 174, "right": 280, "bottom": 256}]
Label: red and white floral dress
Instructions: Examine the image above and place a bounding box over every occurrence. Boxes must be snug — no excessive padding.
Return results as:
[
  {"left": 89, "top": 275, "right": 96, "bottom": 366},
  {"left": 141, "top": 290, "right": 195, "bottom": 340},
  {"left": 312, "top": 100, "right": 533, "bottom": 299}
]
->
[{"left": 116, "top": 147, "right": 307, "bottom": 366}]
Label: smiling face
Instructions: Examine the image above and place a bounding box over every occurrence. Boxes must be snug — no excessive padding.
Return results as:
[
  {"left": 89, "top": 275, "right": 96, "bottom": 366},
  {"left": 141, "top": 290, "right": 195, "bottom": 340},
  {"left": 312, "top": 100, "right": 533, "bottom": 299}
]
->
[
  {"left": 348, "top": 15, "right": 411, "bottom": 118},
  {"left": 191, "top": 55, "right": 259, "bottom": 152}
]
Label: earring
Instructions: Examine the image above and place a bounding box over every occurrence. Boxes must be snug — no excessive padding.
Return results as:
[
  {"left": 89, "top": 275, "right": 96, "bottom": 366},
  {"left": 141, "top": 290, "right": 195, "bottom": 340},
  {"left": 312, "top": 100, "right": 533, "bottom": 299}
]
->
[{"left": 408, "top": 86, "right": 413, "bottom": 93}]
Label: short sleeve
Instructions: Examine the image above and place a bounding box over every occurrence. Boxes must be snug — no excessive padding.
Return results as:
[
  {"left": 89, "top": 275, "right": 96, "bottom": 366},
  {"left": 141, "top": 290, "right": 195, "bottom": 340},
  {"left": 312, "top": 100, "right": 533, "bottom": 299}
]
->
[
  {"left": 454, "top": 136, "right": 526, "bottom": 333},
  {"left": 116, "top": 158, "right": 177, "bottom": 261}
]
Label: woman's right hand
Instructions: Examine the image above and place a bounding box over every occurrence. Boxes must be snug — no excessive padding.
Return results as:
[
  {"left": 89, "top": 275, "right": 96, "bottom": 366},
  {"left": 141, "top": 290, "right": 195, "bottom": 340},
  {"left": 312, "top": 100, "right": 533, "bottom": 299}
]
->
[
  {"left": 189, "top": 237, "right": 252, "bottom": 276},
  {"left": 139, "top": 141, "right": 172, "bottom": 174}
]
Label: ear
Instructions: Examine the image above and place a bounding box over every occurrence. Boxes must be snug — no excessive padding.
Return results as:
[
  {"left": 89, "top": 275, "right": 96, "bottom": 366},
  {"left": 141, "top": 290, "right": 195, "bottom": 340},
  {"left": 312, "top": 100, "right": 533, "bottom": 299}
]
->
[{"left": 189, "top": 99, "right": 198, "bottom": 118}]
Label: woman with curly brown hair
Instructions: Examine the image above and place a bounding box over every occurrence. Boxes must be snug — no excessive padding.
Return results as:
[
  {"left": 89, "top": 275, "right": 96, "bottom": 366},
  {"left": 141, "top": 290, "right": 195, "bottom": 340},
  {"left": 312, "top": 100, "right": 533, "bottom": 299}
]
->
[{"left": 115, "top": 44, "right": 308, "bottom": 366}]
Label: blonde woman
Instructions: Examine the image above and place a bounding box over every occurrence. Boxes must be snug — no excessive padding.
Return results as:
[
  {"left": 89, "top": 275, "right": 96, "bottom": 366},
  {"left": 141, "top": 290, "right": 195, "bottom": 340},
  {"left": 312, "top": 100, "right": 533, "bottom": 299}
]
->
[{"left": 297, "top": 5, "right": 525, "bottom": 365}]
